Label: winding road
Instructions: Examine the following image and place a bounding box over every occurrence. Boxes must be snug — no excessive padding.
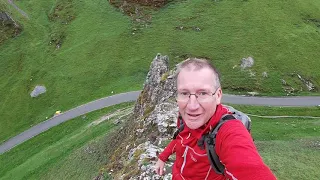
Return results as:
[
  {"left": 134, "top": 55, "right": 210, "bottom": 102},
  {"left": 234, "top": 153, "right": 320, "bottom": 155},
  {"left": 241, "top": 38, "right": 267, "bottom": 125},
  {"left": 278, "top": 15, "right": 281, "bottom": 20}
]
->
[
  {"left": 0, "top": 91, "right": 319, "bottom": 154},
  {"left": 7, "top": 0, "right": 29, "bottom": 19}
]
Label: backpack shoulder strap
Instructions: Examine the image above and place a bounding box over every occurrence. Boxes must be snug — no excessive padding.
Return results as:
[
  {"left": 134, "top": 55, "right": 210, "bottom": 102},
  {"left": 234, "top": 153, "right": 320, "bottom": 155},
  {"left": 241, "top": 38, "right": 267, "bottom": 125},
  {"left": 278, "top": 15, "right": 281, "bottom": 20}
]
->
[
  {"left": 204, "top": 114, "right": 235, "bottom": 174},
  {"left": 173, "top": 115, "right": 184, "bottom": 139}
]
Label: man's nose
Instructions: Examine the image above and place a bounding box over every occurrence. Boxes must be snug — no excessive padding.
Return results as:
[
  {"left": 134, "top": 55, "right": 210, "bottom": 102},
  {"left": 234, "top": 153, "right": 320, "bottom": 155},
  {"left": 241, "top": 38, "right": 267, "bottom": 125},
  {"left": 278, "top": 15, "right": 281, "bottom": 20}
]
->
[{"left": 187, "top": 95, "right": 200, "bottom": 110}]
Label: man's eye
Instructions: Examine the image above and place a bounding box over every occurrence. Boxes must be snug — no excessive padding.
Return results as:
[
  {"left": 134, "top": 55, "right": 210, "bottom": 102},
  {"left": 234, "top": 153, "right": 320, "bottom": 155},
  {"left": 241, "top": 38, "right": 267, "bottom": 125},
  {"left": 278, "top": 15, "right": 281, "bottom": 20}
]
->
[
  {"left": 180, "top": 92, "right": 189, "bottom": 96},
  {"left": 198, "top": 92, "right": 209, "bottom": 96}
]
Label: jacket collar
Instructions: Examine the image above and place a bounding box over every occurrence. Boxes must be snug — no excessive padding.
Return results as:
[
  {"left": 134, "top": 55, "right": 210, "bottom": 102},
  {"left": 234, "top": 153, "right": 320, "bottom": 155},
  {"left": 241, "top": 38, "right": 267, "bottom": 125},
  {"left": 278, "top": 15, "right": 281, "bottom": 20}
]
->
[{"left": 184, "top": 104, "right": 229, "bottom": 139}]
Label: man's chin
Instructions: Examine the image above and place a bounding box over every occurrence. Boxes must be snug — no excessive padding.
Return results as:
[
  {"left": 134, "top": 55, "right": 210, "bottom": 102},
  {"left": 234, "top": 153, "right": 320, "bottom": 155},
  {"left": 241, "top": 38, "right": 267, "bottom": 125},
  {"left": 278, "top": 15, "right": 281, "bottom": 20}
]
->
[{"left": 185, "top": 121, "right": 203, "bottom": 130}]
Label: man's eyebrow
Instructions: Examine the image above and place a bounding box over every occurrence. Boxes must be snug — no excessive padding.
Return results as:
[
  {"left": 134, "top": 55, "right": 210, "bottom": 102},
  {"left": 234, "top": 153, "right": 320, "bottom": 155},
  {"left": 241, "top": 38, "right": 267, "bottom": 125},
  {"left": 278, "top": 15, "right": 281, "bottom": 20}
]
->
[
  {"left": 177, "top": 89, "right": 189, "bottom": 92},
  {"left": 196, "top": 88, "right": 210, "bottom": 92}
]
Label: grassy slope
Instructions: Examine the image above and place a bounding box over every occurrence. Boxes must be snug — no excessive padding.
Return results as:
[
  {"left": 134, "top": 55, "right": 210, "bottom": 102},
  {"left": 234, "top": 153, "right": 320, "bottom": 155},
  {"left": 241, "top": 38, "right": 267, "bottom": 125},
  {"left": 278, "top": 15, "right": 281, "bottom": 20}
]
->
[
  {"left": 0, "top": 122, "right": 114, "bottom": 180},
  {"left": 234, "top": 105, "right": 320, "bottom": 179},
  {"left": 0, "top": 0, "right": 144, "bottom": 143},
  {"left": 0, "top": 105, "right": 318, "bottom": 180},
  {"left": 0, "top": 0, "right": 319, "bottom": 144},
  {"left": 253, "top": 117, "right": 320, "bottom": 179},
  {"left": 257, "top": 139, "right": 320, "bottom": 180},
  {"left": 147, "top": 0, "right": 320, "bottom": 94},
  {"left": 0, "top": 102, "right": 133, "bottom": 179}
]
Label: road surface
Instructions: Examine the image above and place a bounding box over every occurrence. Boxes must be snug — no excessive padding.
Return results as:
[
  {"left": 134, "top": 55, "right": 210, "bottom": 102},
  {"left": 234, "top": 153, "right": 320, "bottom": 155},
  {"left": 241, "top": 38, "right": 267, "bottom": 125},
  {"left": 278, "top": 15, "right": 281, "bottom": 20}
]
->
[{"left": 0, "top": 91, "right": 319, "bottom": 154}]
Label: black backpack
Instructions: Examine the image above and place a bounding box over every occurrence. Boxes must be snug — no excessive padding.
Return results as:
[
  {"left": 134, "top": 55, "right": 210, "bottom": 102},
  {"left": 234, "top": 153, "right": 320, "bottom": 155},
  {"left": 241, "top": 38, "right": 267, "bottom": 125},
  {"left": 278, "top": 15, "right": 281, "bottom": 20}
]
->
[{"left": 173, "top": 105, "right": 251, "bottom": 174}]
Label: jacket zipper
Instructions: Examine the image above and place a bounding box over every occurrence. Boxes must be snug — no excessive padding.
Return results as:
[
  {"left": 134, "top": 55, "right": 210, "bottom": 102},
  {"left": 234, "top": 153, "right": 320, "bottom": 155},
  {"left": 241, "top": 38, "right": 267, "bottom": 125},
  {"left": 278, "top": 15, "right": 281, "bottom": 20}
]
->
[{"left": 181, "top": 146, "right": 188, "bottom": 174}]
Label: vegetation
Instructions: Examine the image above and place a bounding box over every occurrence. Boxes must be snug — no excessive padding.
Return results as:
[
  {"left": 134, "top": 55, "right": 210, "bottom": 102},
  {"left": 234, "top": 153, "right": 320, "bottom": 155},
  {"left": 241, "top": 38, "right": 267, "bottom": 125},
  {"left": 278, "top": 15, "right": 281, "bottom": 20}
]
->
[
  {"left": 0, "top": 103, "right": 318, "bottom": 179},
  {"left": 1, "top": 0, "right": 319, "bottom": 143},
  {"left": 47, "top": 0, "right": 76, "bottom": 49},
  {"left": 230, "top": 104, "right": 320, "bottom": 117},
  {"left": 253, "top": 117, "right": 320, "bottom": 179},
  {"left": 0, "top": 0, "right": 319, "bottom": 179},
  {"left": 0, "top": 102, "right": 133, "bottom": 180},
  {"left": 0, "top": 1, "right": 22, "bottom": 44},
  {"left": 0, "top": 0, "right": 139, "bottom": 143}
]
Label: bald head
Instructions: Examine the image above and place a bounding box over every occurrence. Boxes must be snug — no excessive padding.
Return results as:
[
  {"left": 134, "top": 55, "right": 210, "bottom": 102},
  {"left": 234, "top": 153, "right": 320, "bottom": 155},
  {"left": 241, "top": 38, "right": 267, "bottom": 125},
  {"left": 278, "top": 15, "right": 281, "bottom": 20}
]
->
[{"left": 176, "top": 58, "right": 221, "bottom": 89}]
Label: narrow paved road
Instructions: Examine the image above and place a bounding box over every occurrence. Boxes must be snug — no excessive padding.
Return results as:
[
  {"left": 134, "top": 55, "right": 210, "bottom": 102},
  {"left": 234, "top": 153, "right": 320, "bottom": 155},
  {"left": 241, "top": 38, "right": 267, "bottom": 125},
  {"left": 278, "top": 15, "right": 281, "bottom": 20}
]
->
[
  {"left": 7, "top": 0, "right": 29, "bottom": 19},
  {"left": 222, "top": 94, "right": 320, "bottom": 106},
  {"left": 0, "top": 91, "right": 319, "bottom": 154}
]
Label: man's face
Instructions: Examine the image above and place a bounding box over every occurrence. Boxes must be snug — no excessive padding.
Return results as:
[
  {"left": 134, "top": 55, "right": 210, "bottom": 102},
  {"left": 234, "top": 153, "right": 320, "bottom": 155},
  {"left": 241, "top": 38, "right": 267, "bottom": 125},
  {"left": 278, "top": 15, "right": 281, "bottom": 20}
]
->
[{"left": 177, "top": 67, "right": 222, "bottom": 129}]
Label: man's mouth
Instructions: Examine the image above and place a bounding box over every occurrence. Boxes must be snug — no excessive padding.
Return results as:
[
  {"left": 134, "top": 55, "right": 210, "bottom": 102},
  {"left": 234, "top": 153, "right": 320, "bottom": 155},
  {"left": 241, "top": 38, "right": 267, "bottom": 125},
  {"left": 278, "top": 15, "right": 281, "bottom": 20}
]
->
[{"left": 187, "top": 113, "right": 201, "bottom": 117}]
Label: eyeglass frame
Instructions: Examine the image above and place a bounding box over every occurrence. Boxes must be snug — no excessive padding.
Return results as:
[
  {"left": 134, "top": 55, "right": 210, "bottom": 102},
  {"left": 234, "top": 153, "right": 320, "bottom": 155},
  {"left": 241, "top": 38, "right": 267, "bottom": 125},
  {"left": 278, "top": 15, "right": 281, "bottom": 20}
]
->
[{"left": 176, "top": 86, "right": 221, "bottom": 103}]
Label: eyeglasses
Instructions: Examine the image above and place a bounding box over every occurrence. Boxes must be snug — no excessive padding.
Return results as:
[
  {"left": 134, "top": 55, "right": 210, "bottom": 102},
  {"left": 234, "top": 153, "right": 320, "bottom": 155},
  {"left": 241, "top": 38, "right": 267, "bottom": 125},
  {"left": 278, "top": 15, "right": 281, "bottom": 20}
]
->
[{"left": 176, "top": 86, "right": 220, "bottom": 103}]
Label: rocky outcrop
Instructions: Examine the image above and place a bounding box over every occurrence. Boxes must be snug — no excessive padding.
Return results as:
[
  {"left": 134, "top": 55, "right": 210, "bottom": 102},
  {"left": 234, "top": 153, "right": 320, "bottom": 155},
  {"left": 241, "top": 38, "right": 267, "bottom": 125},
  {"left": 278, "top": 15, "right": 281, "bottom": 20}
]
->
[
  {"left": 0, "top": 12, "right": 22, "bottom": 43},
  {"left": 0, "top": 12, "right": 19, "bottom": 28},
  {"left": 0, "top": 12, "right": 11, "bottom": 22},
  {"left": 103, "top": 54, "right": 179, "bottom": 179},
  {"left": 133, "top": 53, "right": 170, "bottom": 119},
  {"left": 110, "top": 0, "right": 169, "bottom": 8}
]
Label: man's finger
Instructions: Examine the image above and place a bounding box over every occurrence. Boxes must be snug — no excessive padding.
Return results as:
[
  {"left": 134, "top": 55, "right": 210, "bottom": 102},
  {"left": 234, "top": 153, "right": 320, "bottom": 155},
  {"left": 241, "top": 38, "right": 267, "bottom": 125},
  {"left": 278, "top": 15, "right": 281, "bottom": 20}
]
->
[
  {"left": 154, "top": 167, "right": 159, "bottom": 175},
  {"left": 159, "top": 168, "right": 164, "bottom": 176}
]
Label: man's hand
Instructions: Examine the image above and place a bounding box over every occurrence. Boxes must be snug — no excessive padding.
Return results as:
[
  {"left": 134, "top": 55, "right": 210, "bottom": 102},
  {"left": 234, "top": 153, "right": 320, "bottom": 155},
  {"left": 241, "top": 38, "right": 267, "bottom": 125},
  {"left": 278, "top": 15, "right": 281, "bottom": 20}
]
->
[{"left": 154, "top": 159, "right": 165, "bottom": 175}]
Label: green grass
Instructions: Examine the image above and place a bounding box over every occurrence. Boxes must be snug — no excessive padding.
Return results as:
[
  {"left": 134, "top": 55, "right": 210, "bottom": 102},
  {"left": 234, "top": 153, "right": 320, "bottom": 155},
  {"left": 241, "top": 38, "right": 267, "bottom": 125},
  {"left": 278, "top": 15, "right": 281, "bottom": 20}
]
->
[
  {"left": 252, "top": 117, "right": 320, "bottom": 141},
  {"left": 0, "top": 0, "right": 143, "bottom": 143},
  {"left": 241, "top": 105, "right": 320, "bottom": 179},
  {"left": 0, "top": 0, "right": 320, "bottom": 148},
  {"left": 229, "top": 104, "right": 320, "bottom": 117},
  {"left": 254, "top": 120, "right": 320, "bottom": 180},
  {"left": 147, "top": 0, "right": 320, "bottom": 96},
  {"left": 0, "top": 102, "right": 133, "bottom": 179},
  {"left": 257, "top": 139, "right": 320, "bottom": 180},
  {"left": 0, "top": 104, "right": 319, "bottom": 179}
]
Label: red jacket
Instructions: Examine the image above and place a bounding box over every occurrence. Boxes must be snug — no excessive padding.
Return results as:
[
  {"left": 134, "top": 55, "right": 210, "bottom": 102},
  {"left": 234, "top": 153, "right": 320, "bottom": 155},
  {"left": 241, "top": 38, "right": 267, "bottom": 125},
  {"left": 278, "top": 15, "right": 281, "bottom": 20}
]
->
[{"left": 158, "top": 104, "right": 276, "bottom": 180}]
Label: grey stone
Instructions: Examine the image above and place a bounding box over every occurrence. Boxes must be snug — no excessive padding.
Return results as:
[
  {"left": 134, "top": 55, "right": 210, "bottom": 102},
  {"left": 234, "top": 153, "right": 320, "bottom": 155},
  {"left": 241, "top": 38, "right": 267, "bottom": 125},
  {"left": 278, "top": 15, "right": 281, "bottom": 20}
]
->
[
  {"left": 193, "top": 26, "right": 201, "bottom": 31},
  {"left": 248, "top": 70, "right": 255, "bottom": 77},
  {"left": 113, "top": 119, "right": 120, "bottom": 125},
  {"left": 297, "top": 74, "right": 315, "bottom": 91},
  {"left": 262, "top": 72, "right": 268, "bottom": 78},
  {"left": 240, "top": 57, "right": 254, "bottom": 69},
  {"left": 30, "top": 85, "right": 46, "bottom": 97},
  {"left": 0, "top": 12, "right": 18, "bottom": 27},
  {"left": 281, "top": 79, "right": 287, "bottom": 85},
  {"left": 0, "top": 12, "right": 11, "bottom": 21}
]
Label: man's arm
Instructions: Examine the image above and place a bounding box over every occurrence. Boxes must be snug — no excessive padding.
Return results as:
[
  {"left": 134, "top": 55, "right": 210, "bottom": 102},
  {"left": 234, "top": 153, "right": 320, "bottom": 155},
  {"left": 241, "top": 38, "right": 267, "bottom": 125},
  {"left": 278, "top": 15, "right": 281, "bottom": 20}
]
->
[
  {"left": 155, "top": 140, "right": 177, "bottom": 175},
  {"left": 216, "top": 120, "right": 276, "bottom": 180},
  {"left": 158, "top": 139, "right": 177, "bottom": 162}
]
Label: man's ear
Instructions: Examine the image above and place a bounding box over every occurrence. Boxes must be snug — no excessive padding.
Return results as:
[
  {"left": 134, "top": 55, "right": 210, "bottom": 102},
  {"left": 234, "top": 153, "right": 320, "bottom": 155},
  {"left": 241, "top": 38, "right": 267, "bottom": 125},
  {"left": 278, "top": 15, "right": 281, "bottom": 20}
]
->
[{"left": 216, "top": 88, "right": 222, "bottom": 104}]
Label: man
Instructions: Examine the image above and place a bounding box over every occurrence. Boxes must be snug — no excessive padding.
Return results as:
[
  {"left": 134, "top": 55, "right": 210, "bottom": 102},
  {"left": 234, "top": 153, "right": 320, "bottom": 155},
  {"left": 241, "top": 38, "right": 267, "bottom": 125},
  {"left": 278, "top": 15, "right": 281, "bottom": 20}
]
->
[{"left": 154, "top": 58, "right": 276, "bottom": 179}]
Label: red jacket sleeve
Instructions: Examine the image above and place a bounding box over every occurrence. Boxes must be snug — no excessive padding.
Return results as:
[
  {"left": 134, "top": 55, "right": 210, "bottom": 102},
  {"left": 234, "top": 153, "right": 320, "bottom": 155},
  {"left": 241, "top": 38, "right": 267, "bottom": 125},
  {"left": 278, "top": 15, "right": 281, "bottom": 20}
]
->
[
  {"left": 158, "top": 139, "right": 177, "bottom": 162},
  {"left": 216, "top": 120, "right": 276, "bottom": 180}
]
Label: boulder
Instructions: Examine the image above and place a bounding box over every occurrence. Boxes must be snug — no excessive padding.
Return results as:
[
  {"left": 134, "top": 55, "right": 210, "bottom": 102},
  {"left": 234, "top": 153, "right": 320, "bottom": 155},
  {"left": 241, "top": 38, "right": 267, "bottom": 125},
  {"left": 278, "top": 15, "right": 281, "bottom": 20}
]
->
[
  {"left": 30, "top": 85, "right": 46, "bottom": 97},
  {"left": 240, "top": 56, "right": 254, "bottom": 69}
]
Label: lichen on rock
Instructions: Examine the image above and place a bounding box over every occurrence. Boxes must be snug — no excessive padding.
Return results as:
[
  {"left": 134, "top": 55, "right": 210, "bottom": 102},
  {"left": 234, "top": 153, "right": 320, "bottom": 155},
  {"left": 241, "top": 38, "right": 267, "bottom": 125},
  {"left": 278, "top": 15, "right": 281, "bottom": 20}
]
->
[{"left": 104, "top": 54, "right": 179, "bottom": 179}]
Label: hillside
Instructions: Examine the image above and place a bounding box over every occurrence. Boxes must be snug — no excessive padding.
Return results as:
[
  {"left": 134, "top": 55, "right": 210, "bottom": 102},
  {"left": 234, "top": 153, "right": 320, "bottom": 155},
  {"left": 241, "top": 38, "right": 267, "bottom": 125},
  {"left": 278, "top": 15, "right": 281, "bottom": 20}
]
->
[
  {"left": 0, "top": 0, "right": 319, "bottom": 145},
  {"left": 0, "top": 55, "right": 319, "bottom": 179},
  {"left": 98, "top": 54, "right": 320, "bottom": 179}
]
